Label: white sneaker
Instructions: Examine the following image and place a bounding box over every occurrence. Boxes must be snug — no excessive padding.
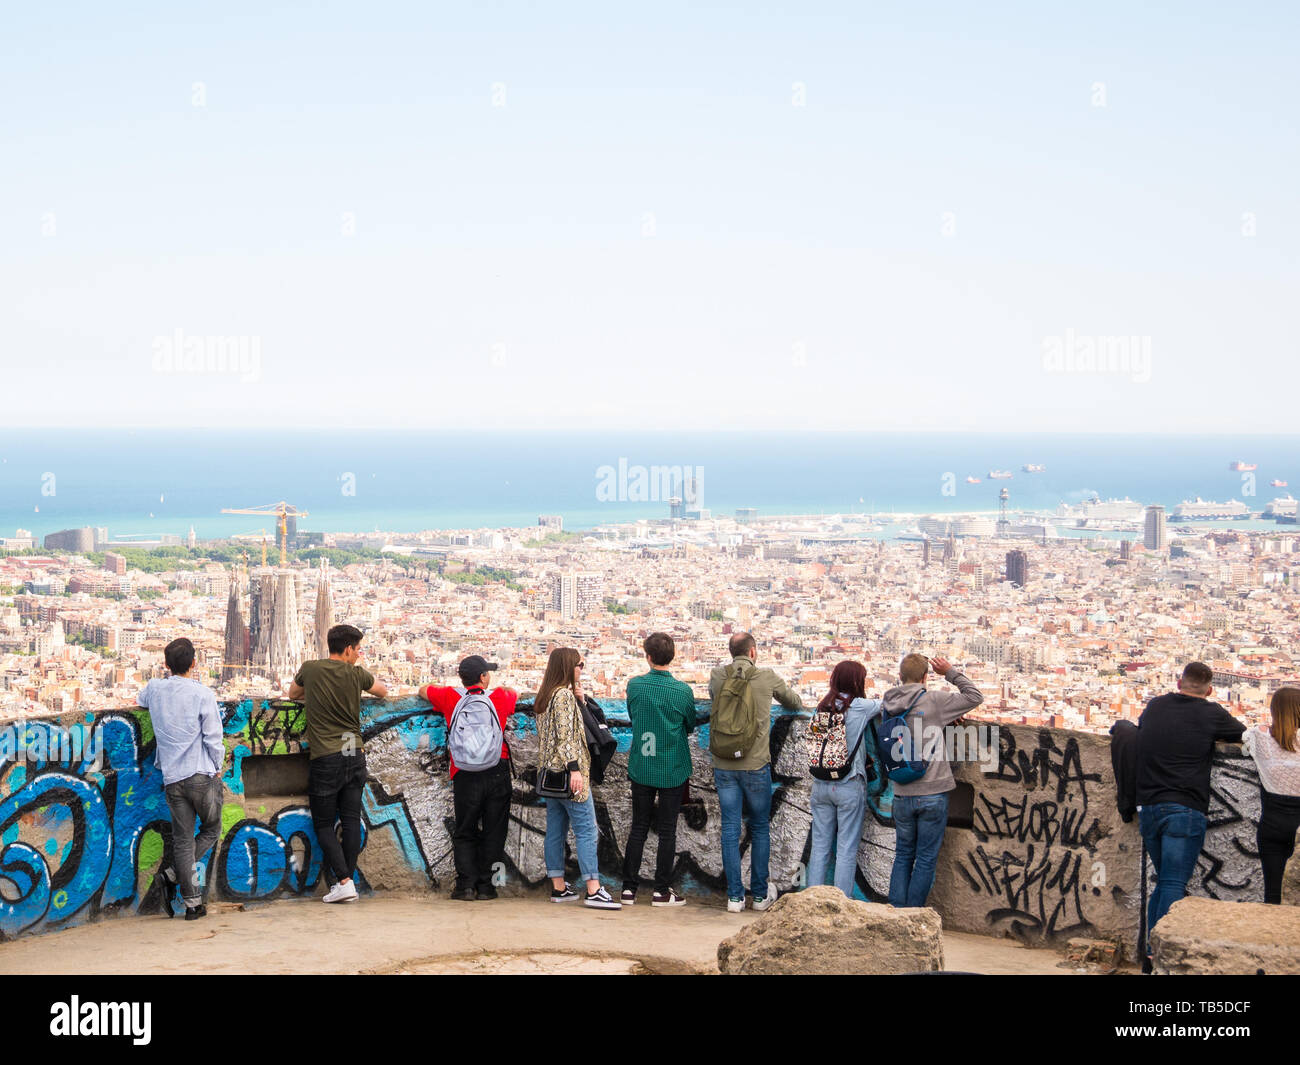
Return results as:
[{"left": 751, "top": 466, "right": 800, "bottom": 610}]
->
[
  {"left": 752, "top": 885, "right": 779, "bottom": 912},
  {"left": 322, "top": 879, "right": 358, "bottom": 904},
  {"left": 727, "top": 896, "right": 746, "bottom": 913}
]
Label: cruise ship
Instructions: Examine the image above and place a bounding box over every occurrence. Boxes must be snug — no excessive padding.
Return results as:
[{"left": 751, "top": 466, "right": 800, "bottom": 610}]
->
[
  {"left": 1022, "top": 464, "right": 1046, "bottom": 473},
  {"left": 988, "top": 470, "right": 1013, "bottom": 480},
  {"left": 1263, "top": 495, "right": 1298, "bottom": 520},
  {"left": 1229, "top": 461, "right": 1257, "bottom": 472},
  {"left": 1053, "top": 496, "right": 1146, "bottom": 524},
  {"left": 952, "top": 517, "right": 996, "bottom": 537},
  {"left": 1170, "top": 498, "right": 1251, "bottom": 521}
]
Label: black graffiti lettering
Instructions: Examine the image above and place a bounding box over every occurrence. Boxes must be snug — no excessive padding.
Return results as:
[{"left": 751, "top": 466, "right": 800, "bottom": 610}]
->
[{"left": 962, "top": 844, "right": 1089, "bottom": 937}]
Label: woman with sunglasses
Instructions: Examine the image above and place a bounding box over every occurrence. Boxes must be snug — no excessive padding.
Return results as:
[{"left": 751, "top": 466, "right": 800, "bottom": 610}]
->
[{"left": 535, "top": 647, "right": 620, "bottom": 909}]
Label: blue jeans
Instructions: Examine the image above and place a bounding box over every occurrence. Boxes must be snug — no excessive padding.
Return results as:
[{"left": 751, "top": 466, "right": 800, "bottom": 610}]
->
[
  {"left": 1139, "top": 802, "right": 1207, "bottom": 935},
  {"left": 889, "top": 791, "right": 950, "bottom": 907},
  {"left": 808, "top": 777, "right": 868, "bottom": 897},
  {"left": 715, "top": 765, "right": 772, "bottom": 900},
  {"left": 544, "top": 794, "right": 600, "bottom": 882}
]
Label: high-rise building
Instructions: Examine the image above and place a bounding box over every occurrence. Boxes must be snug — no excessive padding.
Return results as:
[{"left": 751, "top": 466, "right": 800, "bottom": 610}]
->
[
  {"left": 550, "top": 571, "right": 602, "bottom": 618},
  {"left": 735, "top": 508, "right": 758, "bottom": 524},
  {"left": 538, "top": 515, "right": 563, "bottom": 531},
  {"left": 1006, "top": 549, "right": 1029, "bottom": 587},
  {"left": 43, "top": 527, "right": 95, "bottom": 553},
  {"left": 1120, "top": 539, "right": 1132, "bottom": 561},
  {"left": 187, "top": 525, "right": 197, "bottom": 549},
  {"left": 669, "top": 497, "right": 684, "bottom": 520},
  {"left": 1144, "top": 505, "right": 1168, "bottom": 552},
  {"left": 103, "top": 552, "right": 127, "bottom": 575},
  {"left": 922, "top": 539, "right": 932, "bottom": 566}
]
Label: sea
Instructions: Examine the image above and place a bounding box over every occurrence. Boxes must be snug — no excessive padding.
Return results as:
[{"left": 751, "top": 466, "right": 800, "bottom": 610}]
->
[{"left": 0, "top": 430, "right": 1295, "bottom": 543}]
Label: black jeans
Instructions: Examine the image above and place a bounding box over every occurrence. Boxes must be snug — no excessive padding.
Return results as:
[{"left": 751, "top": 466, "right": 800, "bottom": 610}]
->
[
  {"left": 308, "top": 751, "right": 367, "bottom": 883},
  {"left": 164, "top": 772, "right": 223, "bottom": 906},
  {"left": 622, "top": 780, "right": 686, "bottom": 893},
  {"left": 452, "top": 762, "right": 512, "bottom": 891},
  {"left": 1258, "top": 788, "right": 1300, "bottom": 904}
]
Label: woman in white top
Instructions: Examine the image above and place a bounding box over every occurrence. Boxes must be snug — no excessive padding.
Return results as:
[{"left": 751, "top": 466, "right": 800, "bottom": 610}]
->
[{"left": 1243, "top": 686, "right": 1300, "bottom": 903}]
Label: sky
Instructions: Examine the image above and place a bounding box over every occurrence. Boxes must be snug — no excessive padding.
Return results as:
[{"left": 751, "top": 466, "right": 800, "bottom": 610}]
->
[{"left": 2, "top": 1, "right": 1296, "bottom": 432}]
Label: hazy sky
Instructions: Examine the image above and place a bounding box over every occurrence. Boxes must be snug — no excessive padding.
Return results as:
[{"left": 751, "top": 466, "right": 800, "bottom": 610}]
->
[{"left": 4, "top": 2, "right": 1296, "bottom": 431}]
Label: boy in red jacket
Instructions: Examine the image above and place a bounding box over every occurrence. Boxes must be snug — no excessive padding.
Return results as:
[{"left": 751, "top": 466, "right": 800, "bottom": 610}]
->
[{"left": 420, "top": 655, "right": 517, "bottom": 900}]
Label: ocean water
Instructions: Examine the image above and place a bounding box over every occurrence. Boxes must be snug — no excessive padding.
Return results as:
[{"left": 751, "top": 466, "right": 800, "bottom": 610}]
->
[{"left": 0, "top": 429, "right": 1294, "bottom": 541}]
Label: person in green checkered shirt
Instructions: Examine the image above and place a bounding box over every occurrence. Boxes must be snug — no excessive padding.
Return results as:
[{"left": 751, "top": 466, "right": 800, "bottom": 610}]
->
[{"left": 620, "top": 632, "right": 698, "bottom": 907}]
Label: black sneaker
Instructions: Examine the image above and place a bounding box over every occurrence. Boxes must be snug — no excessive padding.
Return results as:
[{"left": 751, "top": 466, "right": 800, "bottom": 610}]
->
[
  {"left": 584, "top": 886, "right": 621, "bottom": 910},
  {"left": 651, "top": 889, "right": 687, "bottom": 908},
  {"left": 550, "top": 884, "right": 579, "bottom": 903},
  {"left": 450, "top": 886, "right": 477, "bottom": 902},
  {"left": 620, "top": 887, "right": 637, "bottom": 906},
  {"left": 184, "top": 904, "right": 207, "bottom": 921},
  {"left": 475, "top": 884, "right": 498, "bottom": 901}
]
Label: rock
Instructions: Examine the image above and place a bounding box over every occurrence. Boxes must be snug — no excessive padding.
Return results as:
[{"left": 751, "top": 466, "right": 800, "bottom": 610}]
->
[
  {"left": 1065, "top": 937, "right": 1122, "bottom": 967},
  {"left": 717, "top": 885, "right": 943, "bottom": 974},
  {"left": 1151, "top": 897, "right": 1300, "bottom": 975},
  {"left": 1282, "top": 828, "right": 1300, "bottom": 906}
]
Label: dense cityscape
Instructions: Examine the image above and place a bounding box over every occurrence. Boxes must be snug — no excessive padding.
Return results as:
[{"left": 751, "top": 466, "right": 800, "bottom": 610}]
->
[{"left": 4, "top": 499, "right": 1299, "bottom": 734}]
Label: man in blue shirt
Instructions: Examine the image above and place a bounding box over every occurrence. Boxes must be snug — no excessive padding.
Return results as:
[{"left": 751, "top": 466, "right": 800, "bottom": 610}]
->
[{"left": 138, "top": 637, "right": 224, "bottom": 920}]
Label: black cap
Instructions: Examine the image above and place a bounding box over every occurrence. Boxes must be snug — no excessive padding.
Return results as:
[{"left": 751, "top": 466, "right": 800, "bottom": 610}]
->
[{"left": 458, "top": 655, "right": 499, "bottom": 686}]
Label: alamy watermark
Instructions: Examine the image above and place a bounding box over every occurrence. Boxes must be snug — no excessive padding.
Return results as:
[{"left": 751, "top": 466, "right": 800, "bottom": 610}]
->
[
  {"left": 1041, "top": 329, "right": 1151, "bottom": 383},
  {"left": 595, "top": 460, "right": 704, "bottom": 509},
  {"left": 152, "top": 329, "right": 262, "bottom": 383}
]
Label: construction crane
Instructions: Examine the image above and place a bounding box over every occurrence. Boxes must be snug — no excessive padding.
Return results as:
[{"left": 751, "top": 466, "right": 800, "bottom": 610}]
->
[{"left": 221, "top": 502, "right": 310, "bottom": 567}]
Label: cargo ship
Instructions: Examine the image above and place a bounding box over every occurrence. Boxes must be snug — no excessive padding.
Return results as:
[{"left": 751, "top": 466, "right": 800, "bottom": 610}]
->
[
  {"left": 1230, "top": 461, "right": 1257, "bottom": 471},
  {"left": 988, "top": 470, "right": 1013, "bottom": 480},
  {"left": 1271, "top": 479, "right": 1288, "bottom": 488},
  {"left": 1170, "top": 498, "right": 1251, "bottom": 521},
  {"left": 965, "top": 475, "right": 981, "bottom": 484}
]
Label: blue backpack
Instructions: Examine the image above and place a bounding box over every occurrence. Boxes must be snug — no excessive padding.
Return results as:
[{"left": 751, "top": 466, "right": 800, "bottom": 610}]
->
[{"left": 873, "top": 690, "right": 927, "bottom": 784}]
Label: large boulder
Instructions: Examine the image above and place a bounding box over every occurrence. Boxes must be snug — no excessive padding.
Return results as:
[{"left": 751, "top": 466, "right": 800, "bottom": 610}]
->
[
  {"left": 1151, "top": 897, "right": 1300, "bottom": 975},
  {"left": 717, "top": 886, "right": 943, "bottom": 974},
  {"left": 1282, "top": 828, "right": 1300, "bottom": 906}
]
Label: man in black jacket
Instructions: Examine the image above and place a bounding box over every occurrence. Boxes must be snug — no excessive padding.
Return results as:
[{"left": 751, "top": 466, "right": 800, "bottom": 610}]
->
[{"left": 1135, "top": 661, "right": 1244, "bottom": 937}]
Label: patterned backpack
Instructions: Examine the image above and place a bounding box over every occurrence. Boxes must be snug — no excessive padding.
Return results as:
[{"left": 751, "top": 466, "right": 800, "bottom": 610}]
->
[{"left": 807, "top": 700, "right": 866, "bottom": 781}]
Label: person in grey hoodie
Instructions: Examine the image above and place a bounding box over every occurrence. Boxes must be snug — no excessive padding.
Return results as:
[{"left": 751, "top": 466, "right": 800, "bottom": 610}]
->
[{"left": 883, "top": 653, "right": 984, "bottom": 907}]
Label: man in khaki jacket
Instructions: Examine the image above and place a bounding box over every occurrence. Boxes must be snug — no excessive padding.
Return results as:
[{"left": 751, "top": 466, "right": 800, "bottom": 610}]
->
[{"left": 708, "top": 632, "right": 803, "bottom": 912}]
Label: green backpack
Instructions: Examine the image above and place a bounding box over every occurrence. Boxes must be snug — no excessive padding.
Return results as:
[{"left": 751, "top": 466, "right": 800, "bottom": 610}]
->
[{"left": 710, "top": 663, "right": 763, "bottom": 760}]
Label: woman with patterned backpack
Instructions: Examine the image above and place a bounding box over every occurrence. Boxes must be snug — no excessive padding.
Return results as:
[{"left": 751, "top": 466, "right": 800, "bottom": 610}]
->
[{"left": 805, "top": 660, "right": 883, "bottom": 896}]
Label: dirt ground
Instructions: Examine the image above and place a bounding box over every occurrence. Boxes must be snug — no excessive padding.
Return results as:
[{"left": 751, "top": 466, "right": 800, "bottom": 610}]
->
[{"left": 0, "top": 893, "right": 1092, "bottom": 975}]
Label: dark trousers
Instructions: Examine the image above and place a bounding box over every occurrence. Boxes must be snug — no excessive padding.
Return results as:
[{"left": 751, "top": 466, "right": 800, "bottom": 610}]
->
[
  {"left": 622, "top": 780, "right": 686, "bottom": 893},
  {"left": 1258, "top": 788, "right": 1300, "bottom": 904},
  {"left": 164, "top": 772, "right": 223, "bottom": 905},
  {"left": 452, "top": 762, "right": 512, "bottom": 891},
  {"left": 308, "top": 751, "right": 367, "bottom": 883}
]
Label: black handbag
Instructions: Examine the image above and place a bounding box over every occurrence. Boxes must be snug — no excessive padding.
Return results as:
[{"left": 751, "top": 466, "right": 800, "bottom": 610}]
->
[{"left": 537, "top": 766, "right": 572, "bottom": 800}]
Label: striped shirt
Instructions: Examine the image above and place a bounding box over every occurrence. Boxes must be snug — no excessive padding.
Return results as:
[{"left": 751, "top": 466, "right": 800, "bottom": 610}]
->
[{"left": 626, "top": 669, "right": 698, "bottom": 789}]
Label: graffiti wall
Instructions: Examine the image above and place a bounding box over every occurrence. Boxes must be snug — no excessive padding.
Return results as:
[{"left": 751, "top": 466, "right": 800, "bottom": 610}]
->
[
  {"left": 926, "top": 723, "right": 1263, "bottom": 944},
  {"left": 0, "top": 699, "right": 1264, "bottom": 945}
]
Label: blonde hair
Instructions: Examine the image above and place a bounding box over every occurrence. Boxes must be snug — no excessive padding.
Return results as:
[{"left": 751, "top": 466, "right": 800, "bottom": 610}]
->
[{"left": 899, "top": 653, "right": 929, "bottom": 685}]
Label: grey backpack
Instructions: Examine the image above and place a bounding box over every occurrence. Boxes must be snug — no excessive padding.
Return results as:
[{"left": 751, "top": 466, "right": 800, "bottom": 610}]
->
[{"left": 447, "top": 688, "right": 505, "bottom": 771}]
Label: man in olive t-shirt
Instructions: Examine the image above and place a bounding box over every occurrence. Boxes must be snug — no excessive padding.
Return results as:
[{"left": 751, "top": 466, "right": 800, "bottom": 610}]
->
[{"left": 287, "top": 623, "right": 387, "bottom": 903}]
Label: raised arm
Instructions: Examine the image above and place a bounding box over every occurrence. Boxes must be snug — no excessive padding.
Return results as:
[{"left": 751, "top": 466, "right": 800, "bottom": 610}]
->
[
  {"left": 771, "top": 673, "right": 804, "bottom": 712},
  {"left": 930, "top": 658, "right": 984, "bottom": 724}
]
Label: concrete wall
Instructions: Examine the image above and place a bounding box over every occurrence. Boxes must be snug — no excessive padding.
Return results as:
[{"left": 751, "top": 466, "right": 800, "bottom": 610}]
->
[{"left": 0, "top": 698, "right": 1263, "bottom": 945}]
